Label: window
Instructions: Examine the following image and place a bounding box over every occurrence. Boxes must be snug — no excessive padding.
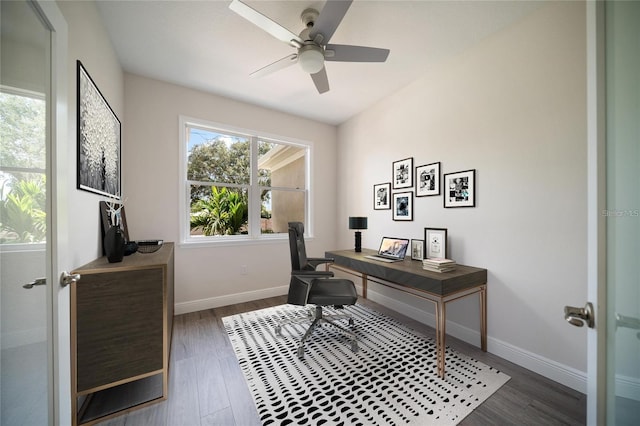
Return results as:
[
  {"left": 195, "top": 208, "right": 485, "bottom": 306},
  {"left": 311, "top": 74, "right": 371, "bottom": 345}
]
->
[
  {"left": 0, "top": 88, "right": 47, "bottom": 245},
  {"left": 179, "top": 117, "right": 309, "bottom": 244}
]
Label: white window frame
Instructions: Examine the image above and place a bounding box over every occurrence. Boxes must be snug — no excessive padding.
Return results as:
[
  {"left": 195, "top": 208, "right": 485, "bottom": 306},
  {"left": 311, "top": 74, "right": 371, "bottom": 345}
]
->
[{"left": 178, "top": 115, "right": 312, "bottom": 247}]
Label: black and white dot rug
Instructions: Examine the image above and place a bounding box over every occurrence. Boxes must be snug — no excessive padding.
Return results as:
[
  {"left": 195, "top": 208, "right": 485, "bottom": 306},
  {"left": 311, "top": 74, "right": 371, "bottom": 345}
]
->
[{"left": 223, "top": 304, "right": 509, "bottom": 425}]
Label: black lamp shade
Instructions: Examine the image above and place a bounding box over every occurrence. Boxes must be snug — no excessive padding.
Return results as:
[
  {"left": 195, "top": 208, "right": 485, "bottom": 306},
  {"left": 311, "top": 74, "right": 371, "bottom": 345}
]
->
[{"left": 349, "top": 217, "right": 368, "bottom": 230}]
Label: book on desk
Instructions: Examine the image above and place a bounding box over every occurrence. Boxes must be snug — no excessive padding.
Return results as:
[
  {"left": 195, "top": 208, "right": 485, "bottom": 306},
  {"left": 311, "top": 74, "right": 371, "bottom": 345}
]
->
[{"left": 422, "top": 258, "right": 457, "bottom": 273}]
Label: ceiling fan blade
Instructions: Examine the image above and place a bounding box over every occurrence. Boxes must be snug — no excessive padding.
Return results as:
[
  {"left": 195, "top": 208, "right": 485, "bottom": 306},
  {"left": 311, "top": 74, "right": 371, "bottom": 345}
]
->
[
  {"left": 310, "top": 67, "right": 330, "bottom": 94},
  {"left": 229, "top": 0, "right": 303, "bottom": 47},
  {"left": 309, "top": 0, "right": 353, "bottom": 44},
  {"left": 325, "top": 44, "right": 390, "bottom": 62},
  {"left": 250, "top": 53, "right": 298, "bottom": 78}
]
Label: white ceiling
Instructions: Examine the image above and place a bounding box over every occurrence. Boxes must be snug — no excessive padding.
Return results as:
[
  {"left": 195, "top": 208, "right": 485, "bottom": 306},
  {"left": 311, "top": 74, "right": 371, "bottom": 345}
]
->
[{"left": 95, "top": 0, "right": 543, "bottom": 125}]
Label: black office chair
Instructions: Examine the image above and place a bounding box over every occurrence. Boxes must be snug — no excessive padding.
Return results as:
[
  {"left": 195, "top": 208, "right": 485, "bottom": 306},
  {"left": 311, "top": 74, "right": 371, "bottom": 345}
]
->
[{"left": 276, "top": 222, "right": 358, "bottom": 359}]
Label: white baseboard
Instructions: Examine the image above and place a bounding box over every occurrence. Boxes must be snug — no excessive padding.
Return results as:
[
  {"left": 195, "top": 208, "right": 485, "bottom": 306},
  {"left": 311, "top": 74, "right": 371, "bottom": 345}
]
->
[
  {"left": 366, "top": 288, "right": 588, "bottom": 394},
  {"left": 174, "top": 285, "right": 289, "bottom": 315}
]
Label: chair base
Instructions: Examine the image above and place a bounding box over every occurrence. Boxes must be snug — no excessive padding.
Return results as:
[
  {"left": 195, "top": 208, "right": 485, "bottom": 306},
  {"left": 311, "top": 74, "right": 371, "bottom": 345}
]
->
[{"left": 276, "top": 305, "right": 358, "bottom": 359}]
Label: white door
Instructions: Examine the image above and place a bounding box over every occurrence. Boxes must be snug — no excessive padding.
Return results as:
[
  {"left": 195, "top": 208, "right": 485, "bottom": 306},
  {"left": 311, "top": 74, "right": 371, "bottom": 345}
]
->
[
  {"left": 0, "top": 1, "right": 70, "bottom": 425},
  {"left": 581, "top": 1, "right": 640, "bottom": 424}
]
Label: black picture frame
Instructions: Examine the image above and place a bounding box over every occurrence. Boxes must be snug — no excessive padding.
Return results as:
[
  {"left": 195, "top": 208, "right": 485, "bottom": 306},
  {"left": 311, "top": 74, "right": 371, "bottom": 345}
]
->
[
  {"left": 424, "top": 227, "right": 448, "bottom": 259},
  {"left": 410, "top": 239, "right": 424, "bottom": 260},
  {"left": 392, "top": 191, "right": 413, "bottom": 221},
  {"left": 416, "top": 161, "right": 441, "bottom": 197},
  {"left": 392, "top": 157, "right": 413, "bottom": 189},
  {"left": 444, "top": 169, "right": 476, "bottom": 208},
  {"left": 77, "top": 60, "right": 121, "bottom": 199},
  {"left": 373, "top": 182, "right": 391, "bottom": 210},
  {"left": 100, "top": 201, "right": 130, "bottom": 253}
]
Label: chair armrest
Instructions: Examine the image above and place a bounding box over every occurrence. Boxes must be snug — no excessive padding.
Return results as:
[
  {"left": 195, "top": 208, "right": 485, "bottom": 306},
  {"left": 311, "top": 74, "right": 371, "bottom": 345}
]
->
[
  {"left": 291, "top": 270, "right": 334, "bottom": 278},
  {"left": 307, "top": 257, "right": 335, "bottom": 269},
  {"left": 287, "top": 276, "right": 313, "bottom": 305}
]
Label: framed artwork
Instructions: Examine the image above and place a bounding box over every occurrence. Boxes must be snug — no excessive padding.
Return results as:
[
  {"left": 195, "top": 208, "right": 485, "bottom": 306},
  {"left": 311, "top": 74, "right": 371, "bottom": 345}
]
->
[
  {"left": 444, "top": 169, "right": 476, "bottom": 208},
  {"left": 416, "top": 162, "right": 441, "bottom": 197},
  {"left": 392, "top": 157, "right": 413, "bottom": 189},
  {"left": 100, "top": 201, "right": 130, "bottom": 250},
  {"left": 392, "top": 191, "right": 413, "bottom": 221},
  {"left": 77, "top": 60, "right": 121, "bottom": 198},
  {"left": 424, "top": 227, "right": 448, "bottom": 259},
  {"left": 411, "top": 239, "right": 424, "bottom": 260},
  {"left": 373, "top": 182, "right": 391, "bottom": 210}
]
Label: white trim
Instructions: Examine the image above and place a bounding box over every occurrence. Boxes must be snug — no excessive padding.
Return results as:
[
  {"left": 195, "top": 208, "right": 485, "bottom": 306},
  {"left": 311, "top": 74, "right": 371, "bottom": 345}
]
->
[
  {"left": 366, "top": 288, "right": 588, "bottom": 394},
  {"left": 174, "top": 285, "right": 289, "bottom": 315},
  {"left": 178, "top": 115, "right": 313, "bottom": 246}
]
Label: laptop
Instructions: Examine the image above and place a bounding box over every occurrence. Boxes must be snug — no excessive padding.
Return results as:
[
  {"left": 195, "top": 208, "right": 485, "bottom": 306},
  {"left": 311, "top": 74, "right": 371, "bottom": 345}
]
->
[{"left": 364, "top": 237, "right": 410, "bottom": 263}]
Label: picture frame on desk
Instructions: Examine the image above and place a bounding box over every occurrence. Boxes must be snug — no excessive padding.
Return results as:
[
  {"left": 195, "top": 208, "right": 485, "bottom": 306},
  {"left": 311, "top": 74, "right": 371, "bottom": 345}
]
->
[
  {"left": 424, "top": 227, "right": 448, "bottom": 259},
  {"left": 392, "top": 157, "right": 413, "bottom": 189},
  {"left": 411, "top": 239, "right": 424, "bottom": 260},
  {"left": 444, "top": 169, "right": 476, "bottom": 208},
  {"left": 373, "top": 182, "right": 391, "bottom": 210},
  {"left": 392, "top": 191, "right": 413, "bottom": 221}
]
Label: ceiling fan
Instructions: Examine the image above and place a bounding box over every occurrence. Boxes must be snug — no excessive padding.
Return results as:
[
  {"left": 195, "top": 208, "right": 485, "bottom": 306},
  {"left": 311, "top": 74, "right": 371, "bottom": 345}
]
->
[{"left": 229, "top": 0, "right": 390, "bottom": 94}]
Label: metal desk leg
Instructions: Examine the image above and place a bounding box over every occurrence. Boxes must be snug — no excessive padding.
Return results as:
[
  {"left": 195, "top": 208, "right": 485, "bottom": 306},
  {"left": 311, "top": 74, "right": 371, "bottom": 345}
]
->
[
  {"left": 480, "top": 285, "right": 487, "bottom": 351},
  {"left": 362, "top": 273, "right": 368, "bottom": 299},
  {"left": 436, "top": 299, "right": 446, "bottom": 379}
]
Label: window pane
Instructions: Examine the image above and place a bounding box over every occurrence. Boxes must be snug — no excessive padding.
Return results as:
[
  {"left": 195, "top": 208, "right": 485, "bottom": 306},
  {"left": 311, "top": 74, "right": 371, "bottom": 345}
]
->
[
  {"left": 189, "top": 185, "right": 248, "bottom": 236},
  {"left": 258, "top": 140, "right": 306, "bottom": 190},
  {"left": 0, "top": 92, "right": 46, "bottom": 170},
  {"left": 0, "top": 171, "right": 46, "bottom": 243},
  {"left": 187, "top": 127, "right": 250, "bottom": 185},
  {"left": 261, "top": 189, "right": 305, "bottom": 234}
]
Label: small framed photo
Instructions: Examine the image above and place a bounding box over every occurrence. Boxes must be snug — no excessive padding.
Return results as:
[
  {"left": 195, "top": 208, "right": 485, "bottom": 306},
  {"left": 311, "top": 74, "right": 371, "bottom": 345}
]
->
[
  {"left": 411, "top": 239, "right": 424, "bottom": 260},
  {"left": 392, "top": 157, "right": 413, "bottom": 189},
  {"left": 444, "top": 169, "right": 476, "bottom": 208},
  {"left": 393, "top": 191, "right": 413, "bottom": 221},
  {"left": 100, "top": 201, "right": 130, "bottom": 253},
  {"left": 424, "top": 228, "right": 448, "bottom": 259},
  {"left": 373, "top": 182, "right": 391, "bottom": 210},
  {"left": 416, "top": 162, "right": 441, "bottom": 197}
]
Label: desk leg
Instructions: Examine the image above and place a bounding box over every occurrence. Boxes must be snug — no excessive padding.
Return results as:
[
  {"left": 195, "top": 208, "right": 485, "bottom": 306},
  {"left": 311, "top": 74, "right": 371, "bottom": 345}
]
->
[
  {"left": 480, "top": 285, "right": 487, "bottom": 352},
  {"left": 361, "top": 273, "right": 368, "bottom": 299},
  {"left": 435, "top": 299, "right": 446, "bottom": 379}
]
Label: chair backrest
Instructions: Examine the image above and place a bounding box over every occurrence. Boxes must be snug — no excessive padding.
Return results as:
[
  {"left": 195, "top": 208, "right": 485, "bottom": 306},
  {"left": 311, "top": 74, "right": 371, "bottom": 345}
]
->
[{"left": 288, "top": 222, "right": 313, "bottom": 272}]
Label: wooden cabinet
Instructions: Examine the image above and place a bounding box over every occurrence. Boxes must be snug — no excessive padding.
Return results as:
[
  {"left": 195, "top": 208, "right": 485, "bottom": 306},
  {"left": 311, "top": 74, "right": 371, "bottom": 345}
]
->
[{"left": 71, "top": 243, "right": 174, "bottom": 426}]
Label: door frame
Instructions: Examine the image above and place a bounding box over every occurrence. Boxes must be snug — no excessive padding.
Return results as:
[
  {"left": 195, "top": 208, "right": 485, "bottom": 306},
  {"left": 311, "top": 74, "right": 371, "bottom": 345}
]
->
[
  {"left": 586, "top": 1, "right": 606, "bottom": 424},
  {"left": 29, "top": 0, "right": 71, "bottom": 424}
]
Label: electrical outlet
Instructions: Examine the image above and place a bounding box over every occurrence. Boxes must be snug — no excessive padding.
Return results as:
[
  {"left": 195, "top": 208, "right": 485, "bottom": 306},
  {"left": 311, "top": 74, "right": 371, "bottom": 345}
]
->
[{"left": 240, "top": 265, "right": 248, "bottom": 275}]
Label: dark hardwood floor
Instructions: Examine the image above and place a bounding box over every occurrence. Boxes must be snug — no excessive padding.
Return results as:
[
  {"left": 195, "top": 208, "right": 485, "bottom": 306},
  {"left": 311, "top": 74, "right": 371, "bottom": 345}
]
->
[{"left": 99, "top": 296, "right": 586, "bottom": 425}]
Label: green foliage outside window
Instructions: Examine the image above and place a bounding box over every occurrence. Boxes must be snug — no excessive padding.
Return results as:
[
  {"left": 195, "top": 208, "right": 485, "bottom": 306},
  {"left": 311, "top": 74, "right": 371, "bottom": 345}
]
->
[{"left": 190, "top": 186, "right": 248, "bottom": 236}]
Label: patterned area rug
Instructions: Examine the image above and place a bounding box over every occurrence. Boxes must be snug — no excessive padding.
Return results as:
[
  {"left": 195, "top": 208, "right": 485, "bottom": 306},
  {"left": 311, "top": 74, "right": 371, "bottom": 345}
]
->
[{"left": 223, "top": 304, "right": 509, "bottom": 425}]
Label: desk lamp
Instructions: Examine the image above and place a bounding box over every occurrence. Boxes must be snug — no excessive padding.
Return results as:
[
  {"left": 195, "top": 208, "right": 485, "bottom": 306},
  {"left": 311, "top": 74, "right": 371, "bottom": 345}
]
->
[{"left": 348, "top": 217, "right": 368, "bottom": 252}]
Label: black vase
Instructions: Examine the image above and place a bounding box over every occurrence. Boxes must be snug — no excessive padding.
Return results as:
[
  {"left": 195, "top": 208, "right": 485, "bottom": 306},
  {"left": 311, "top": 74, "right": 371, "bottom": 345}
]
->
[{"left": 104, "top": 226, "right": 125, "bottom": 263}]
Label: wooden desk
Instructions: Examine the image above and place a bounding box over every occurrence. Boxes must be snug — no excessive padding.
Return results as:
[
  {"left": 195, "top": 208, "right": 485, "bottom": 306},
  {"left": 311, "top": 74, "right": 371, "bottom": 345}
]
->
[{"left": 326, "top": 248, "right": 487, "bottom": 379}]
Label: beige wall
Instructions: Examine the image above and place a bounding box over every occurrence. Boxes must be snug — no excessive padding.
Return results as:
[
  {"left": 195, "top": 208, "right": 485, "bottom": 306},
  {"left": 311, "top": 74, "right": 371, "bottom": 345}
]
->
[
  {"left": 57, "top": 0, "right": 124, "bottom": 269},
  {"left": 122, "top": 74, "right": 338, "bottom": 313},
  {"left": 337, "top": 1, "right": 587, "bottom": 390}
]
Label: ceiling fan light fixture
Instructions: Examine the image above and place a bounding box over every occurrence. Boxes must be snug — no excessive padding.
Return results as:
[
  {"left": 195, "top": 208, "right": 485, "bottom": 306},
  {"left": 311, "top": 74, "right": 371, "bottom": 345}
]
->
[{"left": 298, "top": 46, "right": 324, "bottom": 74}]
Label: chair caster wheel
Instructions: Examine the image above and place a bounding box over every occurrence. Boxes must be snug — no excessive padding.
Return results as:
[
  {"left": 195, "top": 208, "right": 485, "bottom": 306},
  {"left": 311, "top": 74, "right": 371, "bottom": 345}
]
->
[
  {"left": 351, "top": 341, "right": 358, "bottom": 353},
  {"left": 275, "top": 325, "right": 281, "bottom": 336},
  {"left": 297, "top": 346, "right": 305, "bottom": 359},
  {"left": 348, "top": 318, "right": 354, "bottom": 326}
]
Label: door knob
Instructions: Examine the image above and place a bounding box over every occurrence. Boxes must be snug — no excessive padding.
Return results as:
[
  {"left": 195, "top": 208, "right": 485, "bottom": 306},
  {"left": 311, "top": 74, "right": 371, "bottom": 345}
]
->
[
  {"left": 60, "top": 271, "right": 81, "bottom": 287},
  {"left": 564, "top": 302, "right": 595, "bottom": 328}
]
